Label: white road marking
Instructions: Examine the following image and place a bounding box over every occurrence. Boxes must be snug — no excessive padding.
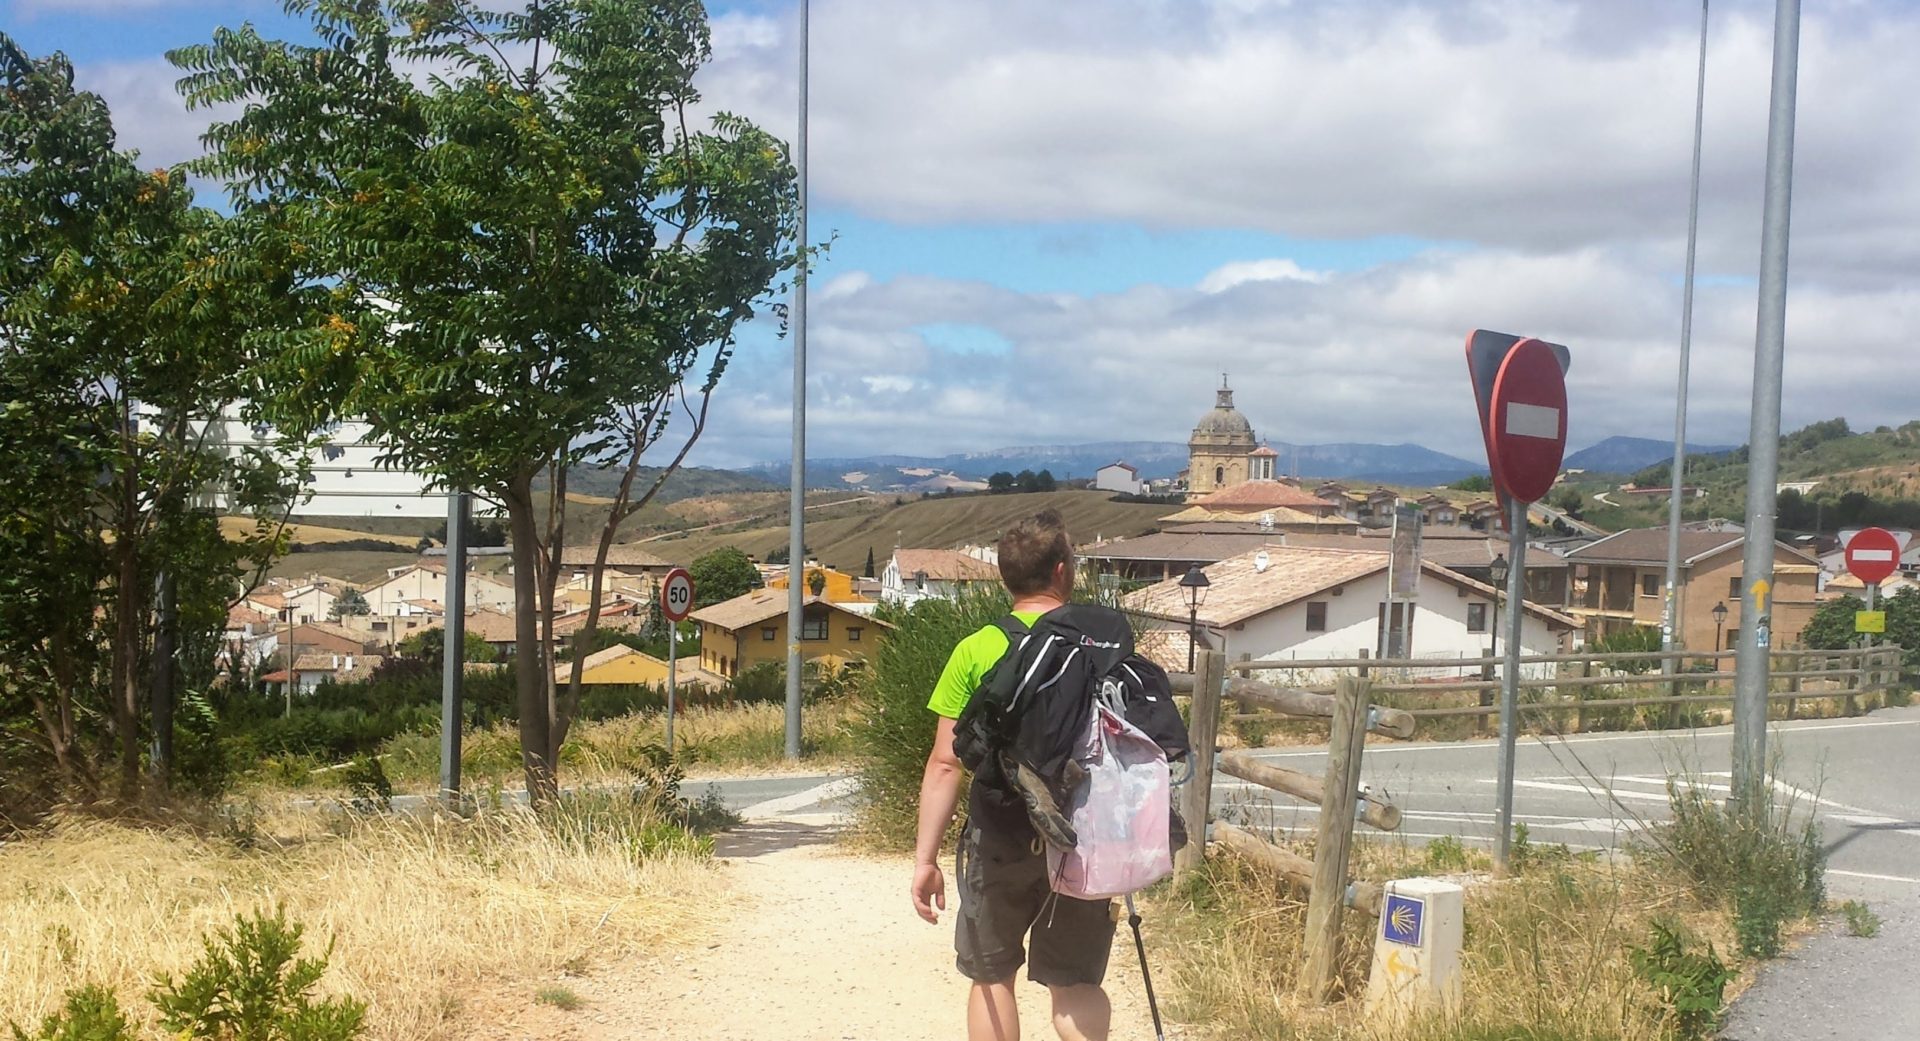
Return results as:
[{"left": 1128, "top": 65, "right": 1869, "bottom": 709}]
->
[
  {"left": 1828, "top": 869, "right": 1920, "bottom": 886},
  {"left": 1477, "top": 778, "right": 1673, "bottom": 805},
  {"left": 739, "top": 778, "right": 859, "bottom": 820}
]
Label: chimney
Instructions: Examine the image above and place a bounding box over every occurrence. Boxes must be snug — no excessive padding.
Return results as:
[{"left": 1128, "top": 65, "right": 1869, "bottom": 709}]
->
[{"left": 344, "top": 655, "right": 355, "bottom": 671}]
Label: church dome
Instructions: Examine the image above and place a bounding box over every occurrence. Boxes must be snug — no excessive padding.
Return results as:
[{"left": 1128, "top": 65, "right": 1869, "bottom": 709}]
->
[{"left": 1192, "top": 381, "right": 1255, "bottom": 441}]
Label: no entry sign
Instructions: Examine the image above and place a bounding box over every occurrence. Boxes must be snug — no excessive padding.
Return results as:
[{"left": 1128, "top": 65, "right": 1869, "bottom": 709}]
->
[
  {"left": 661, "top": 567, "right": 696, "bottom": 622},
  {"left": 1844, "top": 527, "right": 1902, "bottom": 586},
  {"left": 1465, "top": 331, "right": 1571, "bottom": 505}
]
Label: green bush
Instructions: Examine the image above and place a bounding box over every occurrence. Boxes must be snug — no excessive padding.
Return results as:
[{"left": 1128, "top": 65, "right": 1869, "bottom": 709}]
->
[
  {"left": 152, "top": 908, "right": 365, "bottom": 1041},
  {"left": 849, "top": 587, "right": 1011, "bottom": 850},
  {"left": 8, "top": 985, "right": 133, "bottom": 1041},
  {"left": 340, "top": 755, "right": 392, "bottom": 813},
  {"left": 1424, "top": 835, "right": 1471, "bottom": 873},
  {"left": 1629, "top": 920, "right": 1734, "bottom": 1041},
  {"left": 1842, "top": 900, "right": 1882, "bottom": 938},
  {"left": 1648, "top": 775, "right": 1826, "bottom": 960}
]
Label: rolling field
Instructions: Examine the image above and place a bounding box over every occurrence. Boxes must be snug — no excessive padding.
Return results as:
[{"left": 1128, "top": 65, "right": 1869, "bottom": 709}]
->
[{"left": 219, "top": 516, "right": 418, "bottom": 548}]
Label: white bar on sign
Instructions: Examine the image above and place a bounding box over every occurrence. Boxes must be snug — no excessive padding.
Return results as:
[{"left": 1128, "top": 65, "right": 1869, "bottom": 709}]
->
[
  {"left": 1504, "top": 402, "right": 1561, "bottom": 440},
  {"left": 1853, "top": 549, "right": 1896, "bottom": 562}
]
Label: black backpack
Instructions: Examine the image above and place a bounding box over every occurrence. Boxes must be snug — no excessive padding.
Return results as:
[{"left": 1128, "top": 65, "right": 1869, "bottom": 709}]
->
[{"left": 954, "top": 604, "right": 1191, "bottom": 805}]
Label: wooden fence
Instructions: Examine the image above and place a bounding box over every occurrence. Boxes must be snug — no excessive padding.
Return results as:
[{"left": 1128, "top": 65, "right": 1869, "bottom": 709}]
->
[
  {"left": 1172, "top": 652, "right": 1416, "bottom": 1002},
  {"left": 1170, "top": 644, "right": 1905, "bottom": 1002}
]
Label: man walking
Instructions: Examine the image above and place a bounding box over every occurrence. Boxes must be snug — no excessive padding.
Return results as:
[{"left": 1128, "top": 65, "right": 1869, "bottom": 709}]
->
[{"left": 910, "top": 510, "right": 1114, "bottom": 1041}]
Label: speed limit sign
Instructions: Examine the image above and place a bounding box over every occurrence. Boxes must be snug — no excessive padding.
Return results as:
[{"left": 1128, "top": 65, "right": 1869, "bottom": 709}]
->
[{"left": 660, "top": 568, "right": 695, "bottom": 622}]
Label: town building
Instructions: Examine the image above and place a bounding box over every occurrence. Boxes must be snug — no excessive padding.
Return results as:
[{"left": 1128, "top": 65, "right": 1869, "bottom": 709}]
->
[
  {"left": 879, "top": 549, "right": 1002, "bottom": 607},
  {"left": 767, "top": 565, "right": 872, "bottom": 604},
  {"left": 1561, "top": 527, "right": 1822, "bottom": 649},
  {"left": 1094, "top": 462, "right": 1144, "bottom": 496},
  {"left": 553, "top": 645, "right": 722, "bottom": 688},
  {"left": 691, "top": 589, "right": 885, "bottom": 681},
  {"left": 361, "top": 560, "right": 517, "bottom": 617},
  {"left": 1187, "top": 378, "right": 1261, "bottom": 496},
  {"left": 1121, "top": 545, "right": 1577, "bottom": 670}
]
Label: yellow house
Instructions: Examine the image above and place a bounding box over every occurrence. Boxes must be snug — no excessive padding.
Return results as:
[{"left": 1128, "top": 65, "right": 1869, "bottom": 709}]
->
[
  {"left": 692, "top": 589, "right": 885, "bottom": 681},
  {"left": 766, "top": 565, "right": 870, "bottom": 604},
  {"left": 553, "top": 645, "right": 720, "bottom": 687}
]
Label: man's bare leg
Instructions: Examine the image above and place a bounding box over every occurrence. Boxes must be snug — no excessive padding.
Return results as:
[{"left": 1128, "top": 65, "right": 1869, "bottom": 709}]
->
[
  {"left": 1048, "top": 984, "right": 1111, "bottom": 1041},
  {"left": 969, "top": 979, "right": 1021, "bottom": 1041}
]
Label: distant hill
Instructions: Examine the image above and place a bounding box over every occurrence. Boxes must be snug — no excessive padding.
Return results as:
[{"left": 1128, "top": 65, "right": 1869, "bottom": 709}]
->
[
  {"left": 1564, "top": 436, "right": 1737, "bottom": 475},
  {"left": 752, "top": 440, "right": 1487, "bottom": 489},
  {"left": 553, "top": 464, "right": 780, "bottom": 504}
]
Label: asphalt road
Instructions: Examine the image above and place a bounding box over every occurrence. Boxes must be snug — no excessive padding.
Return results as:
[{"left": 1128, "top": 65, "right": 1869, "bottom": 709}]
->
[{"left": 691, "top": 708, "right": 1920, "bottom": 901}]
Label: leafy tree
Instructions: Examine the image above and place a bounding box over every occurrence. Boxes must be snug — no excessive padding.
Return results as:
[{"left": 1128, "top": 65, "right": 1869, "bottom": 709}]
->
[
  {"left": 397, "top": 627, "right": 497, "bottom": 666},
  {"left": 1450, "top": 474, "right": 1493, "bottom": 493},
  {"left": 329, "top": 589, "right": 371, "bottom": 620},
  {"left": 1803, "top": 588, "right": 1920, "bottom": 671},
  {"left": 1015, "top": 469, "right": 1039, "bottom": 493},
  {"left": 987, "top": 471, "right": 1015, "bottom": 494},
  {"left": 1, "top": 35, "right": 307, "bottom": 801},
  {"left": 176, "top": 0, "right": 798, "bottom": 799},
  {"left": 690, "top": 547, "right": 762, "bottom": 607},
  {"left": 807, "top": 568, "right": 827, "bottom": 597},
  {"left": 1035, "top": 469, "right": 1057, "bottom": 493},
  {"left": 1549, "top": 485, "right": 1585, "bottom": 518}
]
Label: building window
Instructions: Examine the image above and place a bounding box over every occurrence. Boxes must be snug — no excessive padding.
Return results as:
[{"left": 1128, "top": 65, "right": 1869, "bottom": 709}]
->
[
  {"left": 847, "top": 627, "right": 863, "bottom": 643},
  {"left": 1467, "top": 603, "right": 1489, "bottom": 633},
  {"left": 761, "top": 626, "right": 777, "bottom": 642},
  {"left": 1641, "top": 574, "right": 1660, "bottom": 597},
  {"left": 1214, "top": 465, "right": 1225, "bottom": 486},
  {"left": 1729, "top": 576, "right": 1743, "bottom": 600},
  {"left": 801, "top": 613, "right": 829, "bottom": 641},
  {"left": 1305, "top": 602, "right": 1328, "bottom": 632}
]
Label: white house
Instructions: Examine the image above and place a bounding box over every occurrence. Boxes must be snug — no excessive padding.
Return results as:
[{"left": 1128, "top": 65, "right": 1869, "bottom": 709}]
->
[
  {"left": 362, "top": 562, "right": 516, "bottom": 617},
  {"left": 1095, "top": 462, "right": 1144, "bottom": 496},
  {"left": 880, "top": 549, "right": 1002, "bottom": 607},
  {"left": 1122, "top": 545, "right": 1577, "bottom": 677}
]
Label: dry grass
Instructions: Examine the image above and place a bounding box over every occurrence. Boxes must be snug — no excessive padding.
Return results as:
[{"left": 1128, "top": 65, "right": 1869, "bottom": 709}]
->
[
  {"left": 370, "top": 700, "right": 863, "bottom": 796},
  {"left": 0, "top": 807, "right": 723, "bottom": 1040},
  {"left": 222, "top": 515, "right": 417, "bottom": 548},
  {"left": 1154, "top": 835, "right": 1736, "bottom": 1041}
]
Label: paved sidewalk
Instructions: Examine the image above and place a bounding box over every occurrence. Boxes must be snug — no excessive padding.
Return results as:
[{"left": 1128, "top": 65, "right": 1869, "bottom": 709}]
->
[{"left": 1721, "top": 898, "right": 1920, "bottom": 1041}]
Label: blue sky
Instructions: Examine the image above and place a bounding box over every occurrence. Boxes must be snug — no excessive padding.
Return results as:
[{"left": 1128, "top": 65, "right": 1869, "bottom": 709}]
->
[{"left": 10, "top": 0, "right": 1919, "bottom": 469}]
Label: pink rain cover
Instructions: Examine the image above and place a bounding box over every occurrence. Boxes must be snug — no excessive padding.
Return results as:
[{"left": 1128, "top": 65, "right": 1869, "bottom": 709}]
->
[{"left": 1046, "top": 703, "right": 1173, "bottom": 900}]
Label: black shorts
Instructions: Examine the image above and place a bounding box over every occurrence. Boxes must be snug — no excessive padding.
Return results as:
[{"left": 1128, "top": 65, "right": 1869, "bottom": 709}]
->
[{"left": 954, "top": 824, "right": 1116, "bottom": 987}]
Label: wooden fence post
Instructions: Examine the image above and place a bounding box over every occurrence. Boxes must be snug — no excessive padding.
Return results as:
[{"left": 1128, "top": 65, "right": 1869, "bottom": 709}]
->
[
  {"left": 1576, "top": 657, "right": 1592, "bottom": 733},
  {"left": 1301, "top": 674, "right": 1369, "bottom": 1002},
  {"left": 1176, "top": 649, "right": 1225, "bottom": 876},
  {"left": 1784, "top": 650, "right": 1801, "bottom": 719},
  {"left": 1478, "top": 645, "right": 1495, "bottom": 737},
  {"left": 1845, "top": 648, "right": 1862, "bottom": 717}
]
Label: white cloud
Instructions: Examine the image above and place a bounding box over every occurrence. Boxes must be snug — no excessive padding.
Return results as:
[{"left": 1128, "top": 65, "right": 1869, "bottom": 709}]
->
[
  {"left": 699, "top": 0, "right": 1920, "bottom": 291},
  {"left": 691, "top": 247, "right": 1920, "bottom": 467},
  {"left": 1197, "top": 258, "right": 1330, "bottom": 293},
  {"left": 71, "top": 57, "right": 223, "bottom": 170}
]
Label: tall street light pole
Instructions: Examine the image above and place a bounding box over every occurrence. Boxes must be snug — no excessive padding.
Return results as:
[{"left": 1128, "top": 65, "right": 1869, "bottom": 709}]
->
[
  {"left": 1732, "top": 0, "right": 1802, "bottom": 809},
  {"left": 1662, "top": 0, "right": 1711, "bottom": 679},
  {"left": 782, "top": 0, "right": 810, "bottom": 761}
]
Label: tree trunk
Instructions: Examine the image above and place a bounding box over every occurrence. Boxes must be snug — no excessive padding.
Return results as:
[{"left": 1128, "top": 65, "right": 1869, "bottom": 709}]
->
[
  {"left": 503, "top": 474, "right": 556, "bottom": 804},
  {"left": 110, "top": 537, "right": 143, "bottom": 803}
]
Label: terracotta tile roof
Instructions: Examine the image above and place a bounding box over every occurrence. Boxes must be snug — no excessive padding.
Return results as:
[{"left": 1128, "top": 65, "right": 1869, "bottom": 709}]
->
[
  {"left": 1280, "top": 532, "right": 1571, "bottom": 570},
  {"left": 892, "top": 549, "right": 1000, "bottom": 583},
  {"left": 245, "top": 590, "right": 288, "bottom": 610},
  {"left": 1157, "top": 505, "right": 1356, "bottom": 528},
  {"left": 691, "top": 589, "right": 889, "bottom": 632},
  {"left": 1195, "top": 480, "right": 1335, "bottom": 512},
  {"left": 1123, "top": 545, "right": 1578, "bottom": 630},
  {"left": 285, "top": 621, "right": 376, "bottom": 647},
  {"left": 1135, "top": 629, "right": 1202, "bottom": 674},
  {"left": 462, "top": 608, "right": 520, "bottom": 643},
  {"left": 1123, "top": 546, "right": 1388, "bottom": 628},
  {"left": 291, "top": 653, "right": 384, "bottom": 682},
  {"left": 1564, "top": 527, "right": 1817, "bottom": 567},
  {"left": 1082, "top": 531, "right": 1283, "bottom": 564},
  {"left": 228, "top": 606, "right": 273, "bottom": 628}
]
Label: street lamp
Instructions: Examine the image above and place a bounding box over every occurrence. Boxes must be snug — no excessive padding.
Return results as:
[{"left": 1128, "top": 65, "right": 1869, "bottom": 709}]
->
[
  {"left": 1487, "top": 553, "right": 1510, "bottom": 655},
  {"left": 1712, "top": 600, "right": 1729, "bottom": 653},
  {"left": 1179, "top": 566, "right": 1211, "bottom": 672}
]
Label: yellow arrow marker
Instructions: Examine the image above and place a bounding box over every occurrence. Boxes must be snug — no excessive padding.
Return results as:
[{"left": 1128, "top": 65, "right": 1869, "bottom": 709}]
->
[
  {"left": 1751, "top": 579, "right": 1771, "bottom": 613},
  {"left": 1385, "top": 949, "right": 1417, "bottom": 981}
]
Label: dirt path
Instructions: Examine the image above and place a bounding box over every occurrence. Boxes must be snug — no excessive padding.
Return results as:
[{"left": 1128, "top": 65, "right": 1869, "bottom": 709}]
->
[{"left": 487, "top": 819, "right": 1185, "bottom": 1040}]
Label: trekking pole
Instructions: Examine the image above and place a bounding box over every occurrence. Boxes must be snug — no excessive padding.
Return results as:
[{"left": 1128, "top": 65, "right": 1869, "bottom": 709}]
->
[{"left": 1123, "top": 893, "right": 1166, "bottom": 1041}]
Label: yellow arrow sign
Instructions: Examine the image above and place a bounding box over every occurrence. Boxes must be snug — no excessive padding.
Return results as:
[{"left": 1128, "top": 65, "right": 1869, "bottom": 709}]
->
[
  {"left": 1385, "top": 949, "right": 1418, "bottom": 981},
  {"left": 1751, "top": 578, "right": 1771, "bottom": 613}
]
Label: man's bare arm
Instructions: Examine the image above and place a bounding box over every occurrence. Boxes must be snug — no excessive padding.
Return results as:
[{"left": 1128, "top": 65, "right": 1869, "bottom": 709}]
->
[{"left": 911, "top": 716, "right": 964, "bottom": 923}]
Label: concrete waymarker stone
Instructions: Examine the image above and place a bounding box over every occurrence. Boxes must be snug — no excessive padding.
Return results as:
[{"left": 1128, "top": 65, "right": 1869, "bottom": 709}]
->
[{"left": 1365, "top": 877, "right": 1464, "bottom": 1020}]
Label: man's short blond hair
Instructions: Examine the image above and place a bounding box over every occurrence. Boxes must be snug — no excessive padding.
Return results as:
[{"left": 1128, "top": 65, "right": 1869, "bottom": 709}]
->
[{"left": 998, "top": 509, "right": 1072, "bottom": 596}]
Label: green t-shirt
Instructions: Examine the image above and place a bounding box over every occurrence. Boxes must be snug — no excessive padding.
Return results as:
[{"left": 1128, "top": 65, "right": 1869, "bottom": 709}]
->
[{"left": 927, "top": 610, "right": 1047, "bottom": 719}]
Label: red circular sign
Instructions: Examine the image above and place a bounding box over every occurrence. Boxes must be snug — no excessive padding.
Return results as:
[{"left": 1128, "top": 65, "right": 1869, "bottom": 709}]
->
[
  {"left": 1845, "top": 527, "right": 1901, "bottom": 586},
  {"left": 1487, "top": 338, "right": 1569, "bottom": 504},
  {"left": 660, "top": 567, "right": 695, "bottom": 622}
]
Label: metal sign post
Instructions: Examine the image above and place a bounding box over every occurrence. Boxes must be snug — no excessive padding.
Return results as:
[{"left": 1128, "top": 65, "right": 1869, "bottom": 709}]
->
[
  {"left": 660, "top": 567, "right": 695, "bottom": 758},
  {"left": 440, "top": 490, "right": 469, "bottom": 809},
  {"left": 1465, "top": 331, "right": 1572, "bottom": 875}
]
